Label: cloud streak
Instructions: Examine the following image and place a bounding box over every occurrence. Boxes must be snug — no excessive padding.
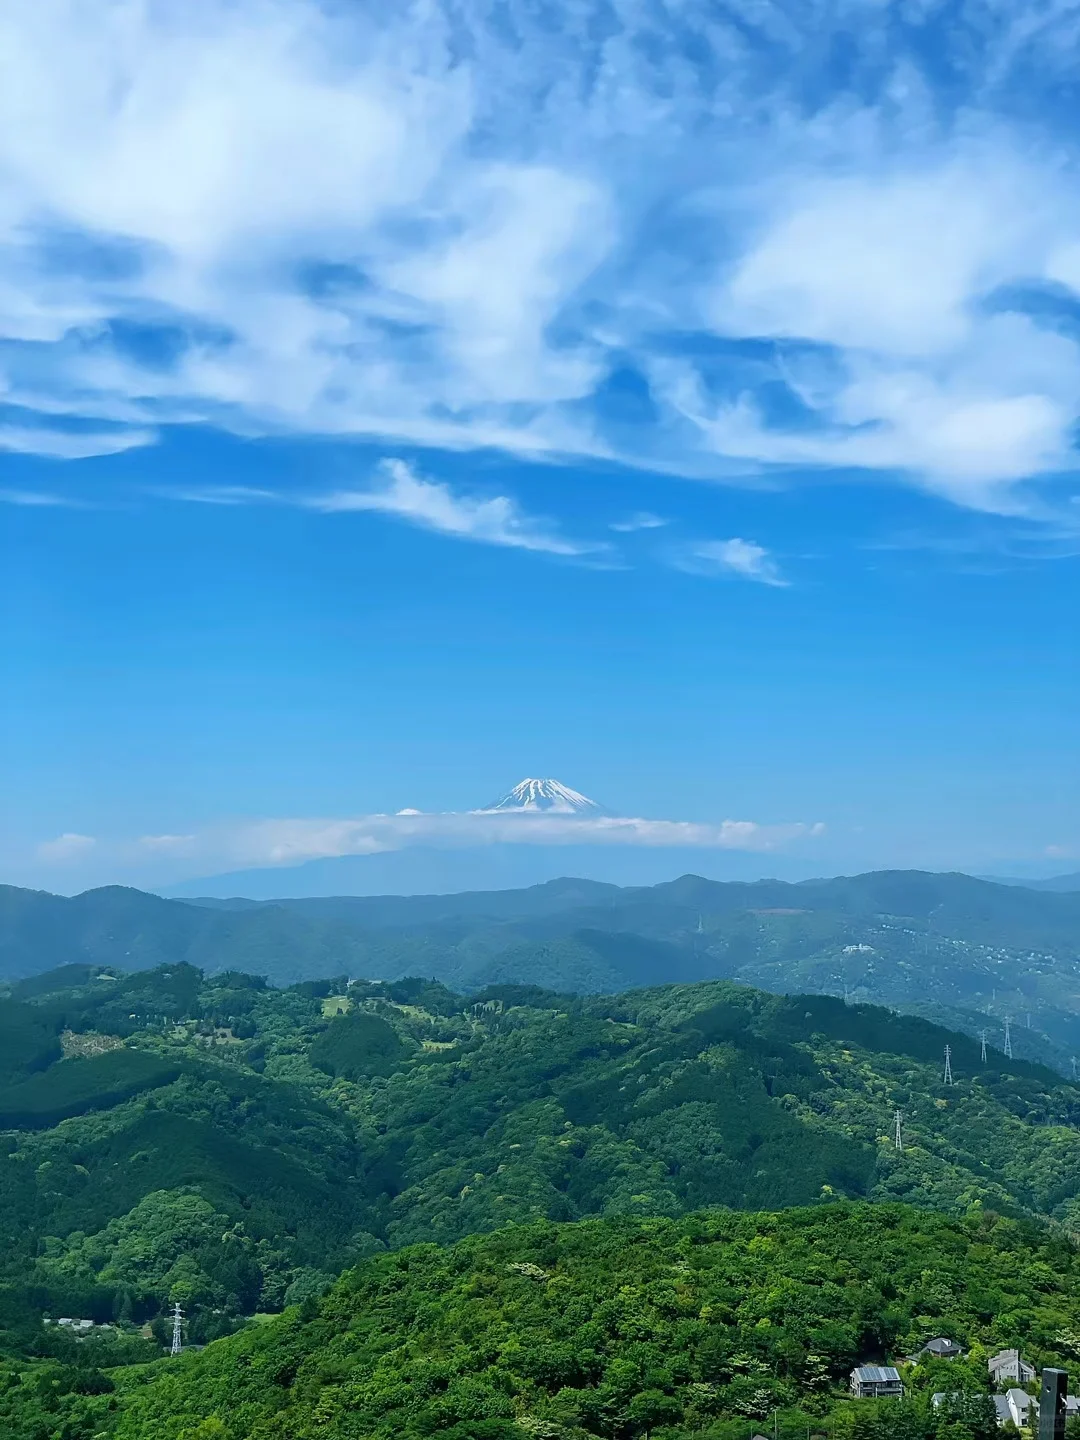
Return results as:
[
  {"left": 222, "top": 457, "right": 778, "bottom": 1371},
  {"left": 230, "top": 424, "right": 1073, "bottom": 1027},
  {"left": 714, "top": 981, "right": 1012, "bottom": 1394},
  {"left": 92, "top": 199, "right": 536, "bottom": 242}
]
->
[
  {"left": 307, "top": 459, "right": 598, "bottom": 555},
  {"left": 37, "top": 832, "right": 96, "bottom": 860},
  {"left": 168, "top": 458, "right": 599, "bottom": 555},
  {"left": 35, "top": 809, "right": 825, "bottom": 878},
  {"left": 676, "top": 538, "right": 788, "bottom": 586},
  {"left": 215, "top": 811, "right": 824, "bottom": 866},
  {"left": 3, "top": 2, "right": 1080, "bottom": 512}
]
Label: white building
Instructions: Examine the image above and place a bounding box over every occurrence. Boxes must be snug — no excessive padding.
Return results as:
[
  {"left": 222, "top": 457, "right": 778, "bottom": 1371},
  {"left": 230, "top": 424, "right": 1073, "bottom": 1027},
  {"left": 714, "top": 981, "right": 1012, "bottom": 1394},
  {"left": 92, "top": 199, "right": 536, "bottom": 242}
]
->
[
  {"left": 989, "top": 1350, "right": 1037, "bottom": 1388},
  {"left": 937, "top": 1391, "right": 1035, "bottom": 1430},
  {"left": 1006, "top": 1389, "right": 1036, "bottom": 1428}
]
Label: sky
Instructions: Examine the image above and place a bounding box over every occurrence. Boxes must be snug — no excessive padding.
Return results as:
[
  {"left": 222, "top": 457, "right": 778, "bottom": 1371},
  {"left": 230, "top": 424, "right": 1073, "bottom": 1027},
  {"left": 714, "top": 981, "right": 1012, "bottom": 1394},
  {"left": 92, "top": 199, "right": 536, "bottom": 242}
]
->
[{"left": 1, "top": 0, "right": 1079, "bottom": 893}]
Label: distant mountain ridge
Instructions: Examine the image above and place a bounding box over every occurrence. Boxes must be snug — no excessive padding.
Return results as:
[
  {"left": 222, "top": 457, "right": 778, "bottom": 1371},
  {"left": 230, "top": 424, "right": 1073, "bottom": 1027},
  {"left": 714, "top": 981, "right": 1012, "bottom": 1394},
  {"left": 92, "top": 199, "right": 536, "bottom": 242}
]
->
[
  {"left": 3, "top": 869, "right": 1080, "bottom": 1070},
  {"left": 986, "top": 871, "right": 1080, "bottom": 892}
]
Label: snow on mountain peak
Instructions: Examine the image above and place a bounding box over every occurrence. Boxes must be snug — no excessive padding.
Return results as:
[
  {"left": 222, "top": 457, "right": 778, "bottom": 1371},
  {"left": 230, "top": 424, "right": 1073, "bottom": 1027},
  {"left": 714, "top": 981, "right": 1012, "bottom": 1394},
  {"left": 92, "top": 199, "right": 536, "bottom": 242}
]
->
[{"left": 480, "top": 778, "right": 607, "bottom": 816}]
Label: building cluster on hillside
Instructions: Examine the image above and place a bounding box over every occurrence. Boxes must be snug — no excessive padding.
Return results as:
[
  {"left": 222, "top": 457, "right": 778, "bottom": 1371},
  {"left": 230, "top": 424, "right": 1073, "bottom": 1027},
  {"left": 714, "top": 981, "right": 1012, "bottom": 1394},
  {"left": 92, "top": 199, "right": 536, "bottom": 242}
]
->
[
  {"left": 42, "top": 1317, "right": 114, "bottom": 1336},
  {"left": 851, "top": 1341, "right": 1075, "bottom": 1434}
]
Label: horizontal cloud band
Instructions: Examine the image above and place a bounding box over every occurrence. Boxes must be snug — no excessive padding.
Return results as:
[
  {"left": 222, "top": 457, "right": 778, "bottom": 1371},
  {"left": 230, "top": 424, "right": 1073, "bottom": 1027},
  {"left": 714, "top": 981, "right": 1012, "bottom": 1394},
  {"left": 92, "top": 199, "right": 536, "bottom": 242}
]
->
[
  {"left": 217, "top": 811, "right": 826, "bottom": 866},
  {"left": 42, "top": 810, "right": 826, "bottom": 874}
]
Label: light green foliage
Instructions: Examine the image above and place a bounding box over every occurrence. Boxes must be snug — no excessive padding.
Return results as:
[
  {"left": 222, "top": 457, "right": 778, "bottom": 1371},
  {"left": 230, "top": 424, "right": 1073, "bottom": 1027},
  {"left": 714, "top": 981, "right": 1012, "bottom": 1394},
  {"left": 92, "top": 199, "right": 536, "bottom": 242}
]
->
[
  {"left": 2, "top": 963, "right": 1080, "bottom": 1440},
  {"left": 3, "top": 964, "right": 1080, "bottom": 1353},
  {"left": 112, "top": 1203, "right": 1080, "bottom": 1440}
]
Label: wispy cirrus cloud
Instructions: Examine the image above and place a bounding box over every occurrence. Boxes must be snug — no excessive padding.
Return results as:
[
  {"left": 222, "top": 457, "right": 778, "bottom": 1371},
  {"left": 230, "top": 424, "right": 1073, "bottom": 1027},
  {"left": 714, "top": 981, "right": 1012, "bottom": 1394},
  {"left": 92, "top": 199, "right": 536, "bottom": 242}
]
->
[
  {"left": 4, "top": 1, "right": 1080, "bottom": 516},
  {"left": 676, "top": 538, "right": 789, "bottom": 587},
  {"left": 169, "top": 458, "right": 599, "bottom": 555},
  {"left": 0, "top": 426, "right": 156, "bottom": 460},
  {"left": 307, "top": 459, "right": 599, "bottom": 556},
  {"left": 610, "top": 512, "right": 668, "bottom": 533},
  {"left": 0, "top": 488, "right": 81, "bottom": 506}
]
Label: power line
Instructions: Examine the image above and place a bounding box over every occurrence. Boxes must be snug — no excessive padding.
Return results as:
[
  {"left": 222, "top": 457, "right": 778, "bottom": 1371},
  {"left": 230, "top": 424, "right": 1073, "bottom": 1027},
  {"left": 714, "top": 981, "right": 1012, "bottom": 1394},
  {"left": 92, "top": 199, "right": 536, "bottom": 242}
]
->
[
  {"left": 943, "top": 1044, "right": 954, "bottom": 1086},
  {"left": 170, "top": 1302, "right": 183, "bottom": 1357}
]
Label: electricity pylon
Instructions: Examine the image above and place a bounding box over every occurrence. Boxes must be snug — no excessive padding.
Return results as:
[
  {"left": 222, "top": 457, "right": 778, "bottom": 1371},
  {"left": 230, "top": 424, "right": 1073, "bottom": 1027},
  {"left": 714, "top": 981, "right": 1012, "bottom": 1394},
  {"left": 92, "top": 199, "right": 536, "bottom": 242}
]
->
[
  {"left": 170, "top": 1303, "right": 183, "bottom": 1357},
  {"left": 943, "top": 1044, "right": 954, "bottom": 1086},
  {"left": 979, "top": 1029, "right": 988, "bottom": 1063},
  {"left": 893, "top": 1109, "right": 903, "bottom": 1151},
  {"left": 1003, "top": 1016, "right": 1013, "bottom": 1059}
]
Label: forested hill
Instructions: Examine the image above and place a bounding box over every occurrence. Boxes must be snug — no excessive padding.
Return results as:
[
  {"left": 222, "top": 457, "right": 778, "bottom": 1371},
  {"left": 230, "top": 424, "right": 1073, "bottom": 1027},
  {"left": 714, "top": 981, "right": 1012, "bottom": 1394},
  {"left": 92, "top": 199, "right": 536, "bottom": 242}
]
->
[
  {"left": 18, "top": 1203, "right": 1080, "bottom": 1440},
  {"left": 4, "top": 870, "right": 1080, "bottom": 1064},
  {"left": 7, "top": 963, "right": 1080, "bottom": 1435},
  {"left": 4, "top": 962, "right": 1080, "bottom": 1360}
]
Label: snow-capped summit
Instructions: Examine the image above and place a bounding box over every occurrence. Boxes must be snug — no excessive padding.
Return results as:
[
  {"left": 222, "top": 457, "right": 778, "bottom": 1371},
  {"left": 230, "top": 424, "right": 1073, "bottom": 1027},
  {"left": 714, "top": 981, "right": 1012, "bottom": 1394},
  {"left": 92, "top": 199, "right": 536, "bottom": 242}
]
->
[{"left": 480, "top": 778, "right": 607, "bottom": 816}]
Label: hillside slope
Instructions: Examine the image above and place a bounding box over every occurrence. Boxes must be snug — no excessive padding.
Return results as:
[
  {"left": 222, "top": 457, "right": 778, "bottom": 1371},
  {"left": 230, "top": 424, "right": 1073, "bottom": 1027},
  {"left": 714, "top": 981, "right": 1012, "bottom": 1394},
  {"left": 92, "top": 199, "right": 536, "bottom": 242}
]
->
[
  {"left": 4, "top": 963, "right": 1080, "bottom": 1355},
  {"left": 106, "top": 1203, "right": 1080, "bottom": 1440}
]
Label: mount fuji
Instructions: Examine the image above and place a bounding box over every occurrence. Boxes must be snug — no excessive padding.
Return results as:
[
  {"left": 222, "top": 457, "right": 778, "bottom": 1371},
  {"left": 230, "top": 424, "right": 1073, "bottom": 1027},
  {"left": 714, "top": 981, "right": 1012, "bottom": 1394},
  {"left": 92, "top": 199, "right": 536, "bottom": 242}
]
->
[
  {"left": 479, "top": 778, "right": 609, "bottom": 816},
  {"left": 162, "top": 779, "right": 810, "bottom": 900}
]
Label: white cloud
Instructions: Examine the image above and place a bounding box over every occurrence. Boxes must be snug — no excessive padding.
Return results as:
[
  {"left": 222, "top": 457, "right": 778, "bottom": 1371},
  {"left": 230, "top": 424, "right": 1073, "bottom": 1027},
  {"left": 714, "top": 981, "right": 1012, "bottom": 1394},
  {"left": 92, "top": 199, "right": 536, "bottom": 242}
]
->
[
  {"left": 223, "top": 812, "right": 824, "bottom": 864},
  {"left": 0, "top": 426, "right": 156, "bottom": 460},
  {"left": 2, "top": 2, "right": 1080, "bottom": 507},
  {"left": 138, "top": 833, "right": 197, "bottom": 854},
  {"left": 98, "top": 808, "right": 826, "bottom": 873},
  {"left": 165, "top": 485, "right": 280, "bottom": 505},
  {"left": 610, "top": 512, "right": 668, "bottom": 532},
  {"left": 37, "top": 832, "right": 96, "bottom": 860},
  {"left": 0, "top": 488, "right": 78, "bottom": 506},
  {"left": 306, "top": 458, "right": 599, "bottom": 555},
  {"left": 715, "top": 162, "right": 1039, "bottom": 359},
  {"left": 678, "top": 538, "right": 788, "bottom": 586}
]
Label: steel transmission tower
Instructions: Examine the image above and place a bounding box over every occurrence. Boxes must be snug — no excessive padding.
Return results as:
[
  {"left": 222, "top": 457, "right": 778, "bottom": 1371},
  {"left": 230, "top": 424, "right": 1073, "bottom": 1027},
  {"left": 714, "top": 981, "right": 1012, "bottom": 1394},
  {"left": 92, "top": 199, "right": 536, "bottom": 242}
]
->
[
  {"left": 170, "top": 1303, "right": 183, "bottom": 1357},
  {"left": 1072, "top": 1056, "right": 1077, "bottom": 1083},
  {"left": 893, "top": 1109, "right": 903, "bottom": 1151},
  {"left": 943, "top": 1045, "right": 954, "bottom": 1086},
  {"left": 979, "top": 1029, "right": 988, "bottom": 1063},
  {"left": 1003, "top": 1016, "right": 1013, "bottom": 1059}
]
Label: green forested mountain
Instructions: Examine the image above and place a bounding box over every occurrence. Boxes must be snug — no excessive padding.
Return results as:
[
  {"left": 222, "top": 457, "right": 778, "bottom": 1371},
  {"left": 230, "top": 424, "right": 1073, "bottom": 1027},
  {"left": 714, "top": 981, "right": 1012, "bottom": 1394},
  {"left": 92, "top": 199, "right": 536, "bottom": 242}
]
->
[
  {"left": 0, "top": 884, "right": 370, "bottom": 986},
  {"left": 3, "top": 963, "right": 1080, "bottom": 1342},
  {"left": 4, "top": 872, "right": 1080, "bottom": 1069},
  {"left": 16, "top": 1203, "right": 1080, "bottom": 1440},
  {"left": 6, "top": 963, "right": 1080, "bottom": 1437}
]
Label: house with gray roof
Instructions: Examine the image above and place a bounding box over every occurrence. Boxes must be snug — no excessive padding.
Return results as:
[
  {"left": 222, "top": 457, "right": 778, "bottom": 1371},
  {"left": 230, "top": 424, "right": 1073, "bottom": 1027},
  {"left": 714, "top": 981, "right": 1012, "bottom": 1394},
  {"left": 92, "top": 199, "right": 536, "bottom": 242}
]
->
[
  {"left": 922, "top": 1337, "right": 965, "bottom": 1359},
  {"left": 989, "top": 1350, "right": 1036, "bottom": 1387},
  {"left": 935, "top": 1390, "right": 1035, "bottom": 1429}
]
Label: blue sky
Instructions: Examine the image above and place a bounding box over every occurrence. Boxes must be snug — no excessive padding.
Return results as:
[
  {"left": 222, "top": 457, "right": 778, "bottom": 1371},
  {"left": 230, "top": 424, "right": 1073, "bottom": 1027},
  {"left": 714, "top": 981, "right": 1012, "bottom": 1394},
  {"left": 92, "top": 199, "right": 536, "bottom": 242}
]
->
[{"left": 1, "top": 0, "right": 1078, "bottom": 891}]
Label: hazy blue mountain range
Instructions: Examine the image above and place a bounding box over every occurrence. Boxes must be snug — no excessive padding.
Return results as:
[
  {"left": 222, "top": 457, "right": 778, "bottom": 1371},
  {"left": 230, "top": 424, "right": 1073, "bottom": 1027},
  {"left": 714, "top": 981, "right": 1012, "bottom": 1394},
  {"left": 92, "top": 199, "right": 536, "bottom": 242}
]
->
[
  {"left": 3, "top": 870, "right": 1080, "bottom": 1069},
  {"left": 988, "top": 872, "right": 1080, "bottom": 892},
  {"left": 162, "top": 841, "right": 822, "bottom": 899}
]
